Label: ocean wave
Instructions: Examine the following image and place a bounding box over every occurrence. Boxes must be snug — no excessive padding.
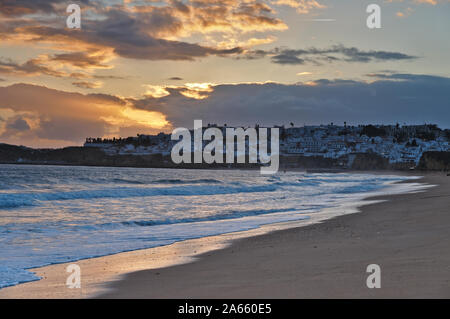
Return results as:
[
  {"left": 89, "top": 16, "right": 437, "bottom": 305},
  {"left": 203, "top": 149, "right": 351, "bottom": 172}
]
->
[
  {"left": 335, "top": 183, "right": 380, "bottom": 194},
  {"left": 0, "top": 266, "right": 41, "bottom": 289},
  {"left": 151, "top": 178, "right": 223, "bottom": 184},
  {"left": 74, "top": 177, "right": 223, "bottom": 185},
  {"left": 0, "top": 198, "right": 35, "bottom": 209},
  {"left": 0, "top": 184, "right": 277, "bottom": 209},
  {"left": 111, "top": 178, "right": 145, "bottom": 184},
  {"left": 274, "top": 179, "right": 322, "bottom": 187},
  {"left": 69, "top": 207, "right": 312, "bottom": 231}
]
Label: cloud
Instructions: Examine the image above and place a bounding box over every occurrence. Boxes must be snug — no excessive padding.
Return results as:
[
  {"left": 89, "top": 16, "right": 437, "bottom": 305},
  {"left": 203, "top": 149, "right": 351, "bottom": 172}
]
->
[
  {"left": 0, "top": 57, "right": 66, "bottom": 77},
  {"left": 414, "top": 0, "right": 438, "bottom": 4},
  {"left": 5, "top": 116, "right": 30, "bottom": 131},
  {"left": 72, "top": 81, "right": 103, "bottom": 89},
  {"left": 143, "top": 85, "right": 171, "bottom": 98},
  {"left": 129, "top": 73, "right": 450, "bottom": 129},
  {"left": 127, "top": 0, "right": 288, "bottom": 37},
  {"left": 168, "top": 77, "right": 183, "bottom": 81},
  {"left": 86, "top": 9, "right": 244, "bottom": 61},
  {"left": 387, "top": 0, "right": 446, "bottom": 5},
  {"left": 0, "top": 83, "right": 170, "bottom": 147},
  {"left": 0, "top": 53, "right": 125, "bottom": 82},
  {"left": 0, "top": 55, "right": 100, "bottom": 79},
  {"left": 0, "top": 0, "right": 444, "bottom": 72},
  {"left": 1, "top": 1, "right": 281, "bottom": 64},
  {"left": 7, "top": 19, "right": 243, "bottom": 63},
  {"left": 245, "top": 45, "right": 418, "bottom": 65},
  {"left": 271, "top": 0, "right": 326, "bottom": 14},
  {"left": 0, "top": 0, "right": 293, "bottom": 71},
  {"left": 272, "top": 53, "right": 306, "bottom": 65},
  {"left": 0, "top": 0, "right": 92, "bottom": 16},
  {"left": 50, "top": 51, "right": 114, "bottom": 69},
  {"left": 387, "top": 0, "right": 450, "bottom": 16},
  {"left": 396, "top": 7, "right": 414, "bottom": 17},
  {"left": 296, "top": 72, "right": 312, "bottom": 76}
]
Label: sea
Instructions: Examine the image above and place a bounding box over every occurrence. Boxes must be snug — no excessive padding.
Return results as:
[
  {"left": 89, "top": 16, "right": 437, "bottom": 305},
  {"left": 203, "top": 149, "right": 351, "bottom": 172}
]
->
[{"left": 0, "top": 164, "right": 426, "bottom": 288}]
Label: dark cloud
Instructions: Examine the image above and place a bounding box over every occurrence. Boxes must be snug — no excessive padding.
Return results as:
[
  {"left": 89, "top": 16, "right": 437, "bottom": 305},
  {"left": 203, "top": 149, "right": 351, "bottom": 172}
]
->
[
  {"left": 108, "top": 36, "right": 242, "bottom": 61},
  {"left": 72, "top": 81, "right": 101, "bottom": 89},
  {"left": 0, "top": 54, "right": 119, "bottom": 80},
  {"left": 335, "top": 45, "right": 417, "bottom": 63},
  {"left": 0, "top": 58, "right": 65, "bottom": 77},
  {"left": 35, "top": 117, "right": 105, "bottom": 142},
  {"left": 68, "top": 72, "right": 126, "bottom": 80},
  {"left": 271, "top": 54, "right": 305, "bottom": 65},
  {"left": 131, "top": 73, "right": 450, "bottom": 129},
  {"left": 168, "top": 77, "right": 183, "bottom": 81},
  {"left": 245, "top": 45, "right": 418, "bottom": 65},
  {"left": 50, "top": 52, "right": 110, "bottom": 69},
  {"left": 90, "top": 10, "right": 243, "bottom": 61},
  {"left": 5, "top": 117, "right": 30, "bottom": 131},
  {"left": 367, "top": 72, "right": 446, "bottom": 82},
  {"left": 16, "top": 10, "right": 243, "bottom": 61},
  {"left": 93, "top": 74, "right": 126, "bottom": 80},
  {"left": 86, "top": 93, "right": 127, "bottom": 105},
  {"left": 0, "top": 0, "right": 91, "bottom": 16}
]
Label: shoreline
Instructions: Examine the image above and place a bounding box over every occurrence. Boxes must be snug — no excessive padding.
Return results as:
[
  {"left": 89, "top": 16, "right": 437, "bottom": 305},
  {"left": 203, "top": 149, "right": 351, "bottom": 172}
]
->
[
  {"left": 0, "top": 161, "right": 436, "bottom": 172},
  {"left": 101, "top": 173, "right": 450, "bottom": 298},
  {"left": 0, "top": 172, "right": 446, "bottom": 298}
]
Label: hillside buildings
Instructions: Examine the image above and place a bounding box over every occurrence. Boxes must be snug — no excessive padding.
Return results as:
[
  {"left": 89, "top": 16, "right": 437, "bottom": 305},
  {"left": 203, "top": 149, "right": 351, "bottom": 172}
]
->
[{"left": 84, "top": 124, "right": 450, "bottom": 168}]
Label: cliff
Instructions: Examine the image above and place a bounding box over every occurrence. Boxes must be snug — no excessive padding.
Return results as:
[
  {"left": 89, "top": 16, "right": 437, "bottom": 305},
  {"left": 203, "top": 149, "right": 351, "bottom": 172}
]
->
[
  {"left": 417, "top": 152, "right": 450, "bottom": 171},
  {"left": 1, "top": 143, "right": 449, "bottom": 171}
]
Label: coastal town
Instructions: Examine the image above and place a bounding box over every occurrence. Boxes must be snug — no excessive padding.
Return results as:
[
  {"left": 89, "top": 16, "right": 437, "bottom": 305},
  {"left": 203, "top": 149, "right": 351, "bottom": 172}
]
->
[{"left": 84, "top": 124, "right": 450, "bottom": 168}]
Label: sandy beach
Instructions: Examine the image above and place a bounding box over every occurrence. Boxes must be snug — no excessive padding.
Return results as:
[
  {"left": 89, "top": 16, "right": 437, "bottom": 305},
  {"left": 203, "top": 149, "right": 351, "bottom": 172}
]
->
[{"left": 1, "top": 172, "right": 449, "bottom": 299}]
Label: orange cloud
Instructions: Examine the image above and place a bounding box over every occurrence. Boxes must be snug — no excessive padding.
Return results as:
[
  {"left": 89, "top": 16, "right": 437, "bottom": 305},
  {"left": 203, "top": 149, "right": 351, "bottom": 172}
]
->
[
  {"left": 271, "top": 0, "right": 326, "bottom": 14},
  {"left": 0, "top": 0, "right": 291, "bottom": 87},
  {"left": 72, "top": 81, "right": 103, "bottom": 89},
  {"left": 0, "top": 83, "right": 170, "bottom": 147},
  {"left": 396, "top": 7, "right": 414, "bottom": 17},
  {"left": 414, "top": 0, "right": 438, "bottom": 4},
  {"left": 387, "top": 0, "right": 446, "bottom": 4},
  {"left": 123, "top": 0, "right": 288, "bottom": 46}
]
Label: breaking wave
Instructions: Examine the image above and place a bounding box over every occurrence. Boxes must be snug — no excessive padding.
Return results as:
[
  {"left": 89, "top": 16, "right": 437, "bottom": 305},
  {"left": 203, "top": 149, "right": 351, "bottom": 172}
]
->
[{"left": 0, "top": 184, "right": 277, "bottom": 209}]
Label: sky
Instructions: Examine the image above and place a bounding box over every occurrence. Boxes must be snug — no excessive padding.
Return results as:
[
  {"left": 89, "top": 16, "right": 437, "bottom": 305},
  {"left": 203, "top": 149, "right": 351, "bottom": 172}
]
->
[{"left": 0, "top": 0, "right": 449, "bottom": 148}]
